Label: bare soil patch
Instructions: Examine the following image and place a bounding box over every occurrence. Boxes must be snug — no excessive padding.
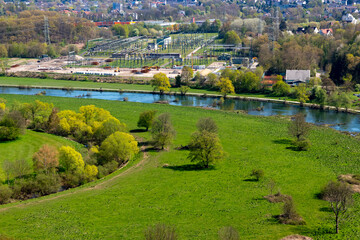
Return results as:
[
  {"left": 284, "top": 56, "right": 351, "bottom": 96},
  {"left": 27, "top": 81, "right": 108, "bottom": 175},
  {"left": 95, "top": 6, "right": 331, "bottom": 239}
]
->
[{"left": 281, "top": 235, "right": 313, "bottom": 240}]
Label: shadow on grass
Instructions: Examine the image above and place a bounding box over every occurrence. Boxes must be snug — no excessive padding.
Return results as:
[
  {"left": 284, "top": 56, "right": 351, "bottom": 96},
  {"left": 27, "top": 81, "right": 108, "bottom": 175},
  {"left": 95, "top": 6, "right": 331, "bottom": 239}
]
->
[
  {"left": 285, "top": 146, "right": 303, "bottom": 151},
  {"left": 319, "top": 207, "right": 332, "bottom": 212},
  {"left": 163, "top": 164, "right": 215, "bottom": 171},
  {"left": 273, "top": 139, "right": 293, "bottom": 145},
  {"left": 252, "top": 197, "right": 266, "bottom": 201},
  {"left": 273, "top": 139, "right": 305, "bottom": 152},
  {"left": 138, "top": 141, "right": 150, "bottom": 148},
  {"left": 314, "top": 192, "right": 323, "bottom": 199},
  {"left": 130, "top": 129, "right": 147, "bottom": 133},
  {"left": 143, "top": 147, "right": 162, "bottom": 153},
  {"left": 175, "top": 145, "right": 189, "bottom": 150},
  {"left": 243, "top": 178, "right": 258, "bottom": 182}
]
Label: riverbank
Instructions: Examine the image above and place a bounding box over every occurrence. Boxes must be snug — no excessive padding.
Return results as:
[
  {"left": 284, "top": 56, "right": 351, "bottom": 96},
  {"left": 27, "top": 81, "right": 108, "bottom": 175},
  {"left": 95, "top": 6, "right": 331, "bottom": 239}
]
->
[{"left": 1, "top": 82, "right": 360, "bottom": 115}]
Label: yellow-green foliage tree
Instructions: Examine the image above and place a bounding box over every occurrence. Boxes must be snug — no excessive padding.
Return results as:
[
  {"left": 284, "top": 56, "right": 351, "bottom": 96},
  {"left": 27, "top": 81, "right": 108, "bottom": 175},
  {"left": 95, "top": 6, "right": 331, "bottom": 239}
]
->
[
  {"left": 58, "top": 110, "right": 92, "bottom": 141},
  {"left": 57, "top": 105, "right": 126, "bottom": 143},
  {"left": 294, "top": 83, "right": 309, "bottom": 104},
  {"left": 94, "top": 117, "right": 127, "bottom": 144},
  {"left": 0, "top": 103, "right": 5, "bottom": 111},
  {"left": 59, "top": 146, "right": 85, "bottom": 174},
  {"left": 20, "top": 100, "right": 53, "bottom": 130},
  {"left": 84, "top": 164, "right": 98, "bottom": 181},
  {"left": 216, "top": 77, "right": 235, "bottom": 97},
  {"left": 272, "top": 80, "right": 291, "bottom": 96},
  {"left": 79, "top": 105, "right": 112, "bottom": 127},
  {"left": 151, "top": 73, "right": 171, "bottom": 94},
  {"left": 99, "top": 132, "right": 139, "bottom": 164},
  {"left": 0, "top": 98, "right": 6, "bottom": 111}
]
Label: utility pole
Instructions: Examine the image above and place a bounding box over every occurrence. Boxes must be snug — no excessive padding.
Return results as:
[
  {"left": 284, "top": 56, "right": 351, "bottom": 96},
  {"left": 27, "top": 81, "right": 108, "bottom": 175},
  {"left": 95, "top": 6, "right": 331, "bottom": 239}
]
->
[{"left": 44, "top": 16, "right": 51, "bottom": 45}]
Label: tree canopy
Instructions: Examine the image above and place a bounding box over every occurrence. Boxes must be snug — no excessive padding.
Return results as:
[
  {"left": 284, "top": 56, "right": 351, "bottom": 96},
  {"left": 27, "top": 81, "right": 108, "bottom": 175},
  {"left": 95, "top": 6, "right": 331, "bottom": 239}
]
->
[
  {"left": 99, "top": 131, "right": 139, "bottom": 164},
  {"left": 151, "top": 73, "right": 171, "bottom": 94},
  {"left": 151, "top": 113, "right": 176, "bottom": 150}
]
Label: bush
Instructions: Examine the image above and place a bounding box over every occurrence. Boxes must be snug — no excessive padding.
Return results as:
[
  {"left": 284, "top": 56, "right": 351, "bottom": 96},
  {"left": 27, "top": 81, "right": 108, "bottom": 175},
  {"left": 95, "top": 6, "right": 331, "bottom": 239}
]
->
[
  {"left": 0, "top": 184, "right": 13, "bottom": 204},
  {"left": 250, "top": 169, "right": 265, "bottom": 181},
  {"left": 293, "top": 138, "right": 311, "bottom": 151},
  {"left": 272, "top": 80, "right": 290, "bottom": 97},
  {"left": 61, "top": 172, "right": 83, "bottom": 189},
  {"left": 12, "top": 173, "right": 60, "bottom": 200},
  {"left": 179, "top": 85, "right": 190, "bottom": 96},
  {"left": 34, "top": 173, "right": 61, "bottom": 196},
  {"left": 218, "top": 226, "right": 239, "bottom": 240},
  {"left": 0, "top": 126, "right": 21, "bottom": 141},
  {"left": 12, "top": 178, "right": 38, "bottom": 200},
  {"left": 278, "top": 199, "right": 305, "bottom": 225},
  {"left": 144, "top": 223, "right": 177, "bottom": 240},
  {"left": 98, "top": 161, "right": 119, "bottom": 178},
  {"left": 0, "top": 111, "right": 25, "bottom": 141}
]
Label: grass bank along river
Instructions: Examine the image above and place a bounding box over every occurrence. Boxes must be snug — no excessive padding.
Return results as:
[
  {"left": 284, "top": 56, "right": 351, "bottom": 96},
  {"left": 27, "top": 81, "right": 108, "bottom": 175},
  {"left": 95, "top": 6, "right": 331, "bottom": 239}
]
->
[
  {"left": 1, "top": 85, "right": 360, "bottom": 132},
  {"left": 0, "top": 94, "right": 360, "bottom": 239}
]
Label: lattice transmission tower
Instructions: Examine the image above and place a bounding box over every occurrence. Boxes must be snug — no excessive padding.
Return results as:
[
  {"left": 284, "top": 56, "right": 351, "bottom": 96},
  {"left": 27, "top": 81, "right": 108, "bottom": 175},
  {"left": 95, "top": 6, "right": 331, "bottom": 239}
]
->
[{"left": 44, "top": 16, "right": 51, "bottom": 45}]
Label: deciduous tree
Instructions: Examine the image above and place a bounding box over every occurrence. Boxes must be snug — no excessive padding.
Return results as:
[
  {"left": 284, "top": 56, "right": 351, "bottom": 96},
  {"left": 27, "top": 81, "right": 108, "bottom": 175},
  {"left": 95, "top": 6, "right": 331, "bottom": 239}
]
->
[
  {"left": 187, "top": 130, "right": 224, "bottom": 168},
  {"left": 59, "top": 146, "right": 85, "bottom": 174},
  {"left": 289, "top": 113, "right": 311, "bottom": 141},
  {"left": 99, "top": 132, "right": 139, "bottom": 164},
  {"left": 196, "top": 117, "right": 218, "bottom": 133},
  {"left": 322, "top": 181, "right": 353, "bottom": 234},
  {"left": 272, "top": 80, "right": 290, "bottom": 96},
  {"left": 151, "top": 113, "right": 176, "bottom": 150},
  {"left": 84, "top": 165, "right": 98, "bottom": 181},
  {"left": 94, "top": 117, "right": 127, "bottom": 144},
  {"left": 180, "top": 66, "right": 194, "bottom": 85},
  {"left": 32, "top": 144, "right": 59, "bottom": 173},
  {"left": 294, "top": 83, "right": 309, "bottom": 104},
  {"left": 223, "top": 30, "right": 241, "bottom": 44},
  {"left": 151, "top": 73, "right": 170, "bottom": 94},
  {"left": 217, "top": 77, "right": 235, "bottom": 97},
  {"left": 137, "top": 110, "right": 157, "bottom": 131}
]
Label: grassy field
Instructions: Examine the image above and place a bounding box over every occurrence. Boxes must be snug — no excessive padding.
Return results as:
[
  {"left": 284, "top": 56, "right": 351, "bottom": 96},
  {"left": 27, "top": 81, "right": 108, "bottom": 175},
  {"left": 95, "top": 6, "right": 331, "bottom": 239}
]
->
[
  {"left": 0, "top": 94, "right": 359, "bottom": 239},
  {"left": 0, "top": 130, "right": 82, "bottom": 181},
  {"left": 0, "top": 76, "right": 297, "bottom": 101}
]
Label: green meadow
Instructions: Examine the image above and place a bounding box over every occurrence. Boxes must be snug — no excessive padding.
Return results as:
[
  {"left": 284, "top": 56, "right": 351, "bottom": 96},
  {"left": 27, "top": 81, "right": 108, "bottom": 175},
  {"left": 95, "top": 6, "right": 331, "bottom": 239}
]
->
[
  {"left": 0, "top": 130, "right": 81, "bottom": 181},
  {"left": 0, "top": 94, "right": 359, "bottom": 239}
]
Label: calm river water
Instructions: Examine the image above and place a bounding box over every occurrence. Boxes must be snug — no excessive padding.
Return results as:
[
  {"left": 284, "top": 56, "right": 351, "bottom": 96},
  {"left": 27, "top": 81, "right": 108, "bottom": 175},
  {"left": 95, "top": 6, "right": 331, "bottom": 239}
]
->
[{"left": 1, "top": 86, "right": 360, "bottom": 132}]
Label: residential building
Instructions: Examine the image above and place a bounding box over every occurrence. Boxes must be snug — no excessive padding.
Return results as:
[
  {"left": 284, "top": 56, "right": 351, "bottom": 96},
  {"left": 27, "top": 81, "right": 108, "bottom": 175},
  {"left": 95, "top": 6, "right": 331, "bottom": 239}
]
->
[{"left": 285, "top": 70, "right": 310, "bottom": 85}]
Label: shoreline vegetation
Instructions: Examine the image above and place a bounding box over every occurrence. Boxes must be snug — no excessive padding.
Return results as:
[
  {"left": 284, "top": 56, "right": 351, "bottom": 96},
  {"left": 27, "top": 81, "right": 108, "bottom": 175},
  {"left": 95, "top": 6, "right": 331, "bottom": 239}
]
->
[{"left": 1, "top": 83, "right": 359, "bottom": 114}]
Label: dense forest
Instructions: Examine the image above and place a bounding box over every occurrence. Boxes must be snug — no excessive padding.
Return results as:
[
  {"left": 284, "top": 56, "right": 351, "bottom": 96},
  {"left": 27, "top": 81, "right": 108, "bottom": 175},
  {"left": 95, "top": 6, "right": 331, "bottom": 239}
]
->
[{"left": 0, "top": 10, "right": 97, "bottom": 44}]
